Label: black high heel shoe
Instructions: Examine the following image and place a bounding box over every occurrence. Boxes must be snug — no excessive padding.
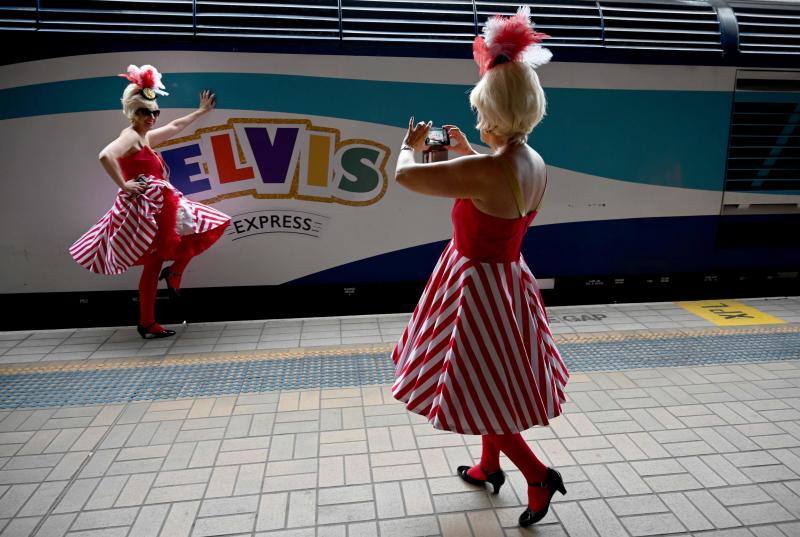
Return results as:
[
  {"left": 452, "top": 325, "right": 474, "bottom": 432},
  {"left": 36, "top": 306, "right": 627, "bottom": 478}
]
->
[
  {"left": 159, "top": 266, "right": 180, "bottom": 299},
  {"left": 137, "top": 322, "right": 176, "bottom": 340},
  {"left": 456, "top": 465, "right": 506, "bottom": 495},
  {"left": 518, "top": 467, "right": 567, "bottom": 527}
]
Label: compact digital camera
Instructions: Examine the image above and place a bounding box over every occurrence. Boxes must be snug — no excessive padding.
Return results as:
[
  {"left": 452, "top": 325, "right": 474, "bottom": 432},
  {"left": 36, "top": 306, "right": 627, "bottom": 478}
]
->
[{"left": 425, "top": 127, "right": 450, "bottom": 146}]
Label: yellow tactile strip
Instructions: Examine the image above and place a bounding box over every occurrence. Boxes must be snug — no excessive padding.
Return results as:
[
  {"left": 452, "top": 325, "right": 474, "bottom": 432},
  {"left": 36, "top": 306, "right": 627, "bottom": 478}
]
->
[
  {"left": 1, "top": 324, "right": 798, "bottom": 377},
  {"left": 554, "top": 323, "right": 800, "bottom": 344},
  {"left": 0, "top": 343, "right": 395, "bottom": 375}
]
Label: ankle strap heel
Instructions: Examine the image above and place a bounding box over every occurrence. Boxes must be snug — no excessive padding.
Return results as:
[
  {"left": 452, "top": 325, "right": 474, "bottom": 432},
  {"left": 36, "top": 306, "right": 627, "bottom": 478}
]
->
[
  {"left": 456, "top": 465, "right": 506, "bottom": 495},
  {"left": 519, "top": 468, "right": 567, "bottom": 528}
]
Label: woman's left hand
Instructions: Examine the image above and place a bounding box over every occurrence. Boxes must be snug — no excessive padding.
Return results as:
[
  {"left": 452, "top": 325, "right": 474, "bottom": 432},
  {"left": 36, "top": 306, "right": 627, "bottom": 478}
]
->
[
  {"left": 403, "top": 116, "right": 431, "bottom": 152},
  {"left": 199, "top": 90, "right": 216, "bottom": 113}
]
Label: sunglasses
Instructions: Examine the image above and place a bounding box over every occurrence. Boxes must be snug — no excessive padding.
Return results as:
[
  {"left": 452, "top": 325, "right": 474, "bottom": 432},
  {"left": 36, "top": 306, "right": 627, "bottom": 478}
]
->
[{"left": 135, "top": 108, "right": 161, "bottom": 118}]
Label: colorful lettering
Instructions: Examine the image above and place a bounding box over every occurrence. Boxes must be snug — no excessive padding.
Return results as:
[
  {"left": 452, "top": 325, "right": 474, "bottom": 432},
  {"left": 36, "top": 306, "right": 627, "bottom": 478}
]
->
[
  {"left": 307, "top": 134, "right": 332, "bottom": 188},
  {"left": 156, "top": 118, "right": 389, "bottom": 206},
  {"left": 161, "top": 143, "right": 209, "bottom": 196},
  {"left": 338, "top": 146, "right": 382, "bottom": 194},
  {"left": 210, "top": 132, "right": 254, "bottom": 184},
  {"left": 245, "top": 127, "right": 299, "bottom": 184}
]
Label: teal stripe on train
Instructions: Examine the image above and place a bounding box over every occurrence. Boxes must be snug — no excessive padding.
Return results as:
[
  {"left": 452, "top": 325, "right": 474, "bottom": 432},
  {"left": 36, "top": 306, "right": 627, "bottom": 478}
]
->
[{"left": 0, "top": 73, "right": 733, "bottom": 190}]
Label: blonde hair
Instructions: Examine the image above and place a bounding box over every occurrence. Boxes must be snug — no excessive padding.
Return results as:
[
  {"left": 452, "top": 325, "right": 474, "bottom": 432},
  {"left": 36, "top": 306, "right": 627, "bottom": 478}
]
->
[
  {"left": 121, "top": 83, "right": 158, "bottom": 120},
  {"left": 469, "top": 61, "right": 546, "bottom": 140}
]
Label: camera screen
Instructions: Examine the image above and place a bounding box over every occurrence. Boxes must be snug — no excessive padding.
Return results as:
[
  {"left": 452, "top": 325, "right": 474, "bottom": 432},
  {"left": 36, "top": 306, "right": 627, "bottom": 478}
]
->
[{"left": 428, "top": 128, "right": 447, "bottom": 143}]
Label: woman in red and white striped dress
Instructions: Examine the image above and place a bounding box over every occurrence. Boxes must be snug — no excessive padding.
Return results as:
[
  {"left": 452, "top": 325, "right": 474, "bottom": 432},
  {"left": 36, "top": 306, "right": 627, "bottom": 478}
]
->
[
  {"left": 392, "top": 8, "right": 569, "bottom": 527},
  {"left": 70, "top": 65, "right": 230, "bottom": 339}
]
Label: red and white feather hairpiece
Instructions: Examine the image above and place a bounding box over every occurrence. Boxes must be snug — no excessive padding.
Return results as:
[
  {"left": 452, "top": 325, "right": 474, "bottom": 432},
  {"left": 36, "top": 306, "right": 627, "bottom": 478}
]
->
[
  {"left": 118, "top": 64, "right": 169, "bottom": 97},
  {"left": 472, "top": 6, "right": 552, "bottom": 76}
]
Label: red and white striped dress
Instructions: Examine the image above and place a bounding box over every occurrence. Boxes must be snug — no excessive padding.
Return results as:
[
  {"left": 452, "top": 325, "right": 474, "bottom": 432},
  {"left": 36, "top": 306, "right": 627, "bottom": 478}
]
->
[
  {"left": 392, "top": 198, "right": 569, "bottom": 435},
  {"left": 70, "top": 145, "right": 230, "bottom": 275}
]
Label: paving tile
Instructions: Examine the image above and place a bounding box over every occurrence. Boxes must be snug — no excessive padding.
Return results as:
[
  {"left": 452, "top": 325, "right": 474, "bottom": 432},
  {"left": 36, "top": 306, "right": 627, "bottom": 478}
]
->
[
  {"left": 193, "top": 513, "right": 256, "bottom": 536},
  {"left": 437, "top": 513, "right": 472, "bottom": 537},
  {"left": 53, "top": 479, "right": 99, "bottom": 514},
  {"left": 621, "top": 512, "right": 686, "bottom": 536},
  {"left": 433, "top": 491, "right": 492, "bottom": 513},
  {"left": 379, "top": 515, "right": 439, "bottom": 537},
  {"left": 32, "top": 512, "right": 76, "bottom": 537},
  {"left": 729, "top": 502, "right": 795, "bottom": 525},
  {"left": 375, "top": 482, "right": 404, "bottom": 519},
  {"left": 0, "top": 484, "right": 37, "bottom": 518},
  {"left": 160, "top": 500, "right": 200, "bottom": 537},
  {"left": 684, "top": 490, "right": 742, "bottom": 528},
  {"left": 71, "top": 507, "right": 138, "bottom": 531},
  {"left": 317, "top": 501, "right": 375, "bottom": 524},
  {"left": 551, "top": 502, "right": 598, "bottom": 537},
  {"left": 659, "top": 492, "right": 713, "bottom": 531},
  {"left": 643, "top": 473, "right": 703, "bottom": 493},
  {"left": 582, "top": 465, "right": 626, "bottom": 497},
  {"left": 146, "top": 483, "right": 206, "bottom": 504},
  {"left": 606, "top": 462, "right": 652, "bottom": 495},
  {"left": 607, "top": 494, "right": 668, "bottom": 516},
  {"left": 318, "top": 485, "right": 373, "bottom": 506}
]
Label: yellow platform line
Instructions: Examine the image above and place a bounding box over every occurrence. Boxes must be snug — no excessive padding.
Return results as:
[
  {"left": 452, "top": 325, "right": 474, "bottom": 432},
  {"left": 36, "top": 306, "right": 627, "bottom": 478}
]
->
[{"left": 1, "top": 324, "right": 798, "bottom": 376}]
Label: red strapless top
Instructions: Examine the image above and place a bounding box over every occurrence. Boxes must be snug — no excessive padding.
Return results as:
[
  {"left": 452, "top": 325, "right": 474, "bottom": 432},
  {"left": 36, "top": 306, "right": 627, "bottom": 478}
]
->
[
  {"left": 117, "top": 146, "right": 167, "bottom": 181},
  {"left": 452, "top": 198, "right": 536, "bottom": 262}
]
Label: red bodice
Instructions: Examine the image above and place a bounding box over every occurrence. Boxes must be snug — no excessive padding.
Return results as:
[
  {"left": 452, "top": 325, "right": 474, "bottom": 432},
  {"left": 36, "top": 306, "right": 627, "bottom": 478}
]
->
[
  {"left": 117, "top": 145, "right": 166, "bottom": 181},
  {"left": 452, "top": 198, "right": 536, "bottom": 262}
]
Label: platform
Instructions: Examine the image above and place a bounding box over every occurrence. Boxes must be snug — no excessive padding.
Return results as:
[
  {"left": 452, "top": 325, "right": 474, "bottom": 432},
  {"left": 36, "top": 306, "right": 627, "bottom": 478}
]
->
[{"left": 0, "top": 297, "right": 799, "bottom": 536}]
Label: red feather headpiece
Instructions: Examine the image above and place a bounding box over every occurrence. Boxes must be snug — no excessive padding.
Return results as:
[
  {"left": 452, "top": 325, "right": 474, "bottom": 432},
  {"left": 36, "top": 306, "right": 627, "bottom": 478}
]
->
[
  {"left": 472, "top": 6, "right": 552, "bottom": 76},
  {"left": 118, "top": 64, "right": 169, "bottom": 100}
]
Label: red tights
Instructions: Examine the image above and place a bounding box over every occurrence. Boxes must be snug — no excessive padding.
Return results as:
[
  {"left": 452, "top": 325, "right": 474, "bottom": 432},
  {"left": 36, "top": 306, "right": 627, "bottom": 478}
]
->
[
  {"left": 467, "top": 434, "right": 550, "bottom": 510},
  {"left": 138, "top": 252, "right": 193, "bottom": 327}
]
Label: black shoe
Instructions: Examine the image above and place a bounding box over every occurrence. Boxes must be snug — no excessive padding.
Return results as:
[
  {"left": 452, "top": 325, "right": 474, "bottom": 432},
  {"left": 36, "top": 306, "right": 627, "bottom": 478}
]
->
[
  {"left": 519, "top": 467, "right": 567, "bottom": 527},
  {"left": 159, "top": 266, "right": 180, "bottom": 299},
  {"left": 137, "top": 322, "right": 176, "bottom": 340},
  {"left": 456, "top": 465, "right": 506, "bottom": 495}
]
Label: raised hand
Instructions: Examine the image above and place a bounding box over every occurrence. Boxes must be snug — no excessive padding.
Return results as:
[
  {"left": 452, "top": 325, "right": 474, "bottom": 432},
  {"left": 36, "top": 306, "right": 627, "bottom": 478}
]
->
[
  {"left": 403, "top": 116, "right": 431, "bottom": 152},
  {"left": 443, "top": 124, "right": 475, "bottom": 156},
  {"left": 199, "top": 89, "right": 216, "bottom": 112}
]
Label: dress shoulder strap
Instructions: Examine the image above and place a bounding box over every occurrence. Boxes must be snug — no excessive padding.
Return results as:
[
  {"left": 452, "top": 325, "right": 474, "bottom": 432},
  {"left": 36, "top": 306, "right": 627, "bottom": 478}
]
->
[
  {"left": 497, "top": 154, "right": 527, "bottom": 218},
  {"left": 532, "top": 168, "right": 548, "bottom": 214}
]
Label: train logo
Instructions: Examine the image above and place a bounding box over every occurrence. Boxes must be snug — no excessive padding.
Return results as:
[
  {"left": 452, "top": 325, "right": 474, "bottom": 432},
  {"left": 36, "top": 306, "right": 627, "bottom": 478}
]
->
[{"left": 157, "top": 118, "right": 391, "bottom": 206}]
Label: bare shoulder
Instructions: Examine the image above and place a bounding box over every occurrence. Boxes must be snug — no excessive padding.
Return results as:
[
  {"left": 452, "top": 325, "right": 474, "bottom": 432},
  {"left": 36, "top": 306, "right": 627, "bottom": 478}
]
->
[
  {"left": 448, "top": 153, "right": 500, "bottom": 183},
  {"left": 458, "top": 152, "right": 496, "bottom": 168},
  {"left": 116, "top": 128, "right": 140, "bottom": 146},
  {"left": 113, "top": 128, "right": 144, "bottom": 157},
  {"left": 468, "top": 153, "right": 509, "bottom": 189},
  {"left": 521, "top": 146, "right": 547, "bottom": 187},
  {"left": 525, "top": 145, "right": 546, "bottom": 169}
]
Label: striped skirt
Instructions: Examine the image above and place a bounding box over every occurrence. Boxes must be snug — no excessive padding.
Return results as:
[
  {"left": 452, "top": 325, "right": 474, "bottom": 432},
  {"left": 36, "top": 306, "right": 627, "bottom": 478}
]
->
[
  {"left": 70, "top": 178, "right": 230, "bottom": 275},
  {"left": 392, "top": 240, "right": 569, "bottom": 435}
]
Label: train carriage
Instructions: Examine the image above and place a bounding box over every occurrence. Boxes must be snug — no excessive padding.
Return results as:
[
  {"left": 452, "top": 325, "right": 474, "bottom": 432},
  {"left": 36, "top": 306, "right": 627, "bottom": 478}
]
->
[{"left": 0, "top": 0, "right": 798, "bottom": 328}]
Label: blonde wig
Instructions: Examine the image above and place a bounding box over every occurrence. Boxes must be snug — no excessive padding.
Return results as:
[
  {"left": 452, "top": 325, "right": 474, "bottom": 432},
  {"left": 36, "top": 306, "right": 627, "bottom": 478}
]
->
[
  {"left": 469, "top": 61, "right": 546, "bottom": 140},
  {"left": 121, "top": 83, "right": 158, "bottom": 120}
]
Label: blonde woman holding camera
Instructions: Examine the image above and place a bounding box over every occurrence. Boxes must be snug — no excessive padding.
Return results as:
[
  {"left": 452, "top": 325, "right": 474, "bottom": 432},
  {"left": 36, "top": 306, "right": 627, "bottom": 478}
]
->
[{"left": 391, "top": 8, "right": 569, "bottom": 527}]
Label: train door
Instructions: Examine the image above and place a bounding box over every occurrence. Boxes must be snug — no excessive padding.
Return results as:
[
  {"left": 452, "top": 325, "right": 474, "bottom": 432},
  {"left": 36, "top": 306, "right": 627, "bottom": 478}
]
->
[{"left": 717, "top": 69, "right": 800, "bottom": 273}]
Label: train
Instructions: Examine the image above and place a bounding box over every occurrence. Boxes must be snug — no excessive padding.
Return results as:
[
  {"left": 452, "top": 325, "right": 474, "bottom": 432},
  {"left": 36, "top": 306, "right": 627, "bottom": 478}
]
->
[{"left": 0, "top": 0, "right": 798, "bottom": 329}]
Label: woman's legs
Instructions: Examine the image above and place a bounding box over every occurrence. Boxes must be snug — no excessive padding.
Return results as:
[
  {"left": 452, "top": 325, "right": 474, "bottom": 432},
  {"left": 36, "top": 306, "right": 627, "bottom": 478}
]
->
[
  {"left": 139, "top": 256, "right": 163, "bottom": 327},
  {"left": 489, "top": 433, "right": 550, "bottom": 510},
  {"left": 467, "top": 435, "right": 502, "bottom": 480},
  {"left": 164, "top": 250, "right": 193, "bottom": 290}
]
